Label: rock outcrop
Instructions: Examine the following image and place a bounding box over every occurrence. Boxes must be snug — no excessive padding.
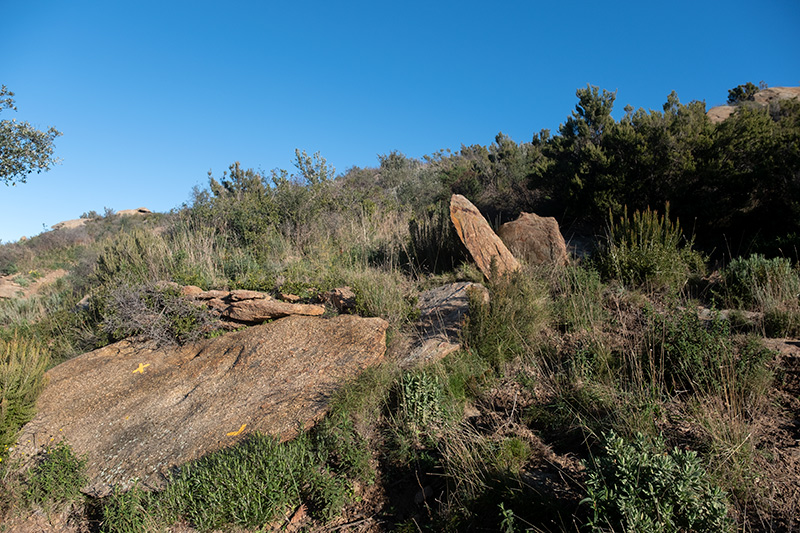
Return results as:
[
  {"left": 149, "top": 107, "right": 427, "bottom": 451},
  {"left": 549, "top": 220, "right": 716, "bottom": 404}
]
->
[
  {"left": 398, "top": 282, "right": 489, "bottom": 368},
  {"left": 116, "top": 207, "right": 152, "bottom": 216},
  {"left": 13, "top": 315, "right": 388, "bottom": 497},
  {"left": 449, "top": 194, "right": 520, "bottom": 279},
  {"left": 190, "top": 288, "right": 325, "bottom": 324},
  {"left": 498, "top": 212, "right": 568, "bottom": 266},
  {"left": 51, "top": 218, "right": 89, "bottom": 231},
  {"left": 707, "top": 86, "right": 800, "bottom": 124}
]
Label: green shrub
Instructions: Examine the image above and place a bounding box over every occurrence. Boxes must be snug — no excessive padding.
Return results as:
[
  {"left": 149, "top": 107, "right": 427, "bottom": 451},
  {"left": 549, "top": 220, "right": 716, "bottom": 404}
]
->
[
  {"left": 95, "top": 230, "right": 169, "bottom": 286},
  {"left": 722, "top": 254, "right": 800, "bottom": 312},
  {"left": 583, "top": 431, "right": 731, "bottom": 532},
  {"left": 24, "top": 440, "right": 87, "bottom": 507},
  {"left": 645, "top": 309, "right": 772, "bottom": 398},
  {"left": 593, "top": 205, "right": 705, "bottom": 292},
  {"left": 99, "top": 282, "right": 215, "bottom": 346},
  {"left": 1, "top": 336, "right": 49, "bottom": 458}
]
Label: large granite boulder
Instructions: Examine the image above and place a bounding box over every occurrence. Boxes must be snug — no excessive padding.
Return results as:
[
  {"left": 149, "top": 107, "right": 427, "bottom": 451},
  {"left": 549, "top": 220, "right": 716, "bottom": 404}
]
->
[
  {"left": 13, "top": 315, "right": 388, "bottom": 497},
  {"left": 498, "top": 212, "right": 568, "bottom": 266},
  {"left": 449, "top": 194, "right": 520, "bottom": 279}
]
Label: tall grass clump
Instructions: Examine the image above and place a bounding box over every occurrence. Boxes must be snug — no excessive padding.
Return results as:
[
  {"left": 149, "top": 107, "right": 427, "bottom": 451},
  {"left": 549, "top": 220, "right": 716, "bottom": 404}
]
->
[
  {"left": 643, "top": 309, "right": 773, "bottom": 399},
  {"left": 548, "top": 264, "right": 608, "bottom": 333},
  {"left": 99, "top": 482, "right": 154, "bottom": 533},
  {"left": 593, "top": 204, "right": 705, "bottom": 292},
  {"left": 1, "top": 336, "right": 49, "bottom": 457},
  {"left": 464, "top": 269, "right": 550, "bottom": 368}
]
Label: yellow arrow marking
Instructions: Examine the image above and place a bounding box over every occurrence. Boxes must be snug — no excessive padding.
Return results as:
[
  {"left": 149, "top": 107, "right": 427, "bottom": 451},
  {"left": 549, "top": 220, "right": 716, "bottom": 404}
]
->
[
  {"left": 227, "top": 424, "right": 247, "bottom": 436},
  {"left": 132, "top": 363, "right": 150, "bottom": 374}
]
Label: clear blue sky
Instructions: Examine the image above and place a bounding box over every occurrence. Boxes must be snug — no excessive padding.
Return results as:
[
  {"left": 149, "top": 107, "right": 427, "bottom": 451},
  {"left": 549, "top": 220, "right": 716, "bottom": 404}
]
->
[{"left": 1, "top": 0, "right": 798, "bottom": 243}]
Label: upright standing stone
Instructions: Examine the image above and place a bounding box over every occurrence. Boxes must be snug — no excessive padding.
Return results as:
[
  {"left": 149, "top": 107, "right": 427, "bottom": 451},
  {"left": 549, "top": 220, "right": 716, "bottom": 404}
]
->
[{"left": 449, "top": 194, "right": 520, "bottom": 279}]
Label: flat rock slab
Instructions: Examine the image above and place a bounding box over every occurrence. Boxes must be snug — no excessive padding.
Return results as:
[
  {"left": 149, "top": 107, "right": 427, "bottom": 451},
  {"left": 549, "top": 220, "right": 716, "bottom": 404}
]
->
[
  {"left": 450, "top": 194, "right": 519, "bottom": 279},
  {"left": 398, "top": 282, "right": 488, "bottom": 368},
  {"left": 14, "top": 315, "right": 388, "bottom": 497}
]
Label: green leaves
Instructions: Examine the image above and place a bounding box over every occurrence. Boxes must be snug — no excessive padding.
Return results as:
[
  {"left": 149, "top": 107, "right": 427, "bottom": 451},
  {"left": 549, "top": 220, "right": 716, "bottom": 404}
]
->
[
  {"left": 583, "top": 431, "right": 732, "bottom": 533},
  {"left": 0, "top": 85, "right": 62, "bottom": 186}
]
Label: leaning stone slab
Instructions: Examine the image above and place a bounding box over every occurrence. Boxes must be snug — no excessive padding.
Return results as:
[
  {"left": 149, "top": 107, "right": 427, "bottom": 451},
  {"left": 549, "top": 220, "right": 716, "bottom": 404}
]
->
[
  {"left": 450, "top": 194, "right": 520, "bottom": 279},
  {"left": 13, "top": 315, "right": 388, "bottom": 497}
]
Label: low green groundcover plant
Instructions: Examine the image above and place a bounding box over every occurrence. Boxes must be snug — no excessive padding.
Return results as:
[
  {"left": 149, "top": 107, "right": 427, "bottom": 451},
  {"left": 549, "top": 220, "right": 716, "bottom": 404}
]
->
[
  {"left": 583, "top": 431, "right": 731, "bottom": 532},
  {"left": 24, "top": 440, "right": 88, "bottom": 507}
]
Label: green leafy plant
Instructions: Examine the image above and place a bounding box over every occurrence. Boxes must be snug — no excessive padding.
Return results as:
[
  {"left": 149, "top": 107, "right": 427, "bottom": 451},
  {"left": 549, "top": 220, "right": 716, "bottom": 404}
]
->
[
  {"left": 160, "top": 432, "right": 350, "bottom": 530},
  {"left": 644, "top": 308, "right": 772, "bottom": 398},
  {"left": 0, "top": 85, "right": 62, "bottom": 185},
  {"left": 583, "top": 431, "right": 731, "bottom": 532}
]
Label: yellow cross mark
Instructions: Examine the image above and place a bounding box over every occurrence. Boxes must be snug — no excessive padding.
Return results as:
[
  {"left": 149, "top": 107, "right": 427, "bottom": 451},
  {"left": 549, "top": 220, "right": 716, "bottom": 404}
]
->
[
  {"left": 132, "top": 363, "right": 150, "bottom": 374},
  {"left": 227, "top": 424, "right": 247, "bottom": 436}
]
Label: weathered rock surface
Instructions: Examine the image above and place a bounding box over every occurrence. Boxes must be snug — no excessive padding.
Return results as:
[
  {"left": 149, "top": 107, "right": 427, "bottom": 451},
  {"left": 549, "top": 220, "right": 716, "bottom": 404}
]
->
[
  {"left": 13, "top": 315, "right": 388, "bottom": 497},
  {"left": 498, "top": 212, "right": 568, "bottom": 266},
  {"left": 752, "top": 86, "right": 800, "bottom": 106},
  {"left": 706, "top": 105, "right": 736, "bottom": 124},
  {"left": 398, "top": 282, "right": 488, "bottom": 368},
  {"left": 449, "top": 194, "right": 520, "bottom": 279},
  {"left": 221, "top": 298, "right": 324, "bottom": 323}
]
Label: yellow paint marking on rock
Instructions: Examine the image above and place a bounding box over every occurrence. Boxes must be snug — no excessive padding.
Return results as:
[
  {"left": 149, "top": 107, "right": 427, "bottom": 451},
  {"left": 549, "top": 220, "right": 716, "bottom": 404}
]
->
[
  {"left": 132, "top": 363, "right": 150, "bottom": 374},
  {"left": 227, "top": 424, "right": 247, "bottom": 436}
]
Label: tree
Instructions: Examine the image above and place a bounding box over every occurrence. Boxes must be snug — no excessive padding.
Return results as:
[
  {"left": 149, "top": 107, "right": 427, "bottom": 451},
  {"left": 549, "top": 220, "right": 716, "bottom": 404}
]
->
[
  {"left": 0, "top": 86, "right": 62, "bottom": 185},
  {"left": 727, "top": 82, "right": 760, "bottom": 105}
]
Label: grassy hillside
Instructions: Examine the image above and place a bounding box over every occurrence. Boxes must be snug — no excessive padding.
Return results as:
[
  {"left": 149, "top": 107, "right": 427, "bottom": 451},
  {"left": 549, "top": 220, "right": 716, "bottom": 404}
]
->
[{"left": 1, "top": 86, "right": 799, "bottom": 531}]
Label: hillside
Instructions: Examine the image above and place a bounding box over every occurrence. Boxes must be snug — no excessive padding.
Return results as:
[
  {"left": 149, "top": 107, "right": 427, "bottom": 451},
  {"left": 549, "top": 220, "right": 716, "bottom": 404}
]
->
[{"left": 1, "top": 84, "right": 800, "bottom": 532}]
